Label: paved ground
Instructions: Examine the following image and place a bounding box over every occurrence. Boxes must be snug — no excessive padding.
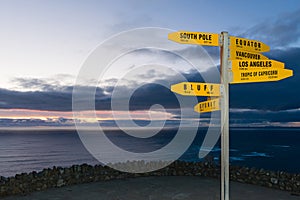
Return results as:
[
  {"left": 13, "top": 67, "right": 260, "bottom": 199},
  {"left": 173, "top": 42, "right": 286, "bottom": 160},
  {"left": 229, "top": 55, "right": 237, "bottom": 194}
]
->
[{"left": 3, "top": 176, "right": 300, "bottom": 200}]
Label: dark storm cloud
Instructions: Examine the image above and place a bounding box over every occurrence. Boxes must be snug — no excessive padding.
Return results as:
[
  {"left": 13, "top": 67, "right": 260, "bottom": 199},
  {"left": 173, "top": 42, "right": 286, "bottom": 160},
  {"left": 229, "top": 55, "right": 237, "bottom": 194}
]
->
[
  {"left": 99, "top": 119, "right": 181, "bottom": 128},
  {"left": 0, "top": 65, "right": 214, "bottom": 112},
  {"left": 1, "top": 44, "right": 299, "bottom": 115},
  {"left": 2, "top": 45, "right": 298, "bottom": 113},
  {"left": 218, "top": 0, "right": 300, "bottom": 110},
  {"left": 229, "top": 109, "right": 300, "bottom": 126},
  {"left": 128, "top": 83, "right": 179, "bottom": 110},
  {"left": 1, "top": 77, "right": 179, "bottom": 112},
  {"left": 0, "top": 86, "right": 110, "bottom": 111},
  {"left": 0, "top": 88, "right": 72, "bottom": 111},
  {"left": 230, "top": 47, "right": 300, "bottom": 111},
  {"left": 240, "top": 9, "right": 300, "bottom": 47},
  {"left": 0, "top": 118, "right": 74, "bottom": 127}
]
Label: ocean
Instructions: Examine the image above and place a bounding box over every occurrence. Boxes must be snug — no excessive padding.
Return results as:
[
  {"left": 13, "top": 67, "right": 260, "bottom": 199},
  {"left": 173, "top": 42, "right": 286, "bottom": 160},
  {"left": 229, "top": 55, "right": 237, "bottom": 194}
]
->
[{"left": 0, "top": 127, "right": 299, "bottom": 177}]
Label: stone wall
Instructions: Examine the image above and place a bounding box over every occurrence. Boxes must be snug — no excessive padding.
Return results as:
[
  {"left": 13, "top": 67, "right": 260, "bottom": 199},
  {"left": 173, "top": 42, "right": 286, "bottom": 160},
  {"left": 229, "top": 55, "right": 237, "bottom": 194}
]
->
[{"left": 0, "top": 161, "right": 299, "bottom": 197}]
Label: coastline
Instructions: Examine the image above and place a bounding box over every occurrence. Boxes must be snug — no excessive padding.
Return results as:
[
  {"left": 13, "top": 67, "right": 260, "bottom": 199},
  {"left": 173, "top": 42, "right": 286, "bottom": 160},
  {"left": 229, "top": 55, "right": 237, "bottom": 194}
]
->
[{"left": 0, "top": 161, "right": 299, "bottom": 197}]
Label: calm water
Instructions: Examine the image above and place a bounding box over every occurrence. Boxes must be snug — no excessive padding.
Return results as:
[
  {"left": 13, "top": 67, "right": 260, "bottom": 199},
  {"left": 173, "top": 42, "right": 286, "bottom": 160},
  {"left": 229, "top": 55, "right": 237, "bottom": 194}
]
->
[{"left": 0, "top": 128, "right": 299, "bottom": 177}]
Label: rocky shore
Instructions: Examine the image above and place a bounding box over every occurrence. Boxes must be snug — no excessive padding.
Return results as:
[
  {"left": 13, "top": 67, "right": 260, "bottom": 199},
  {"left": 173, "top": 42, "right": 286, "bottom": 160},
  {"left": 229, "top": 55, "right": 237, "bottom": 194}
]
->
[{"left": 0, "top": 161, "right": 299, "bottom": 197}]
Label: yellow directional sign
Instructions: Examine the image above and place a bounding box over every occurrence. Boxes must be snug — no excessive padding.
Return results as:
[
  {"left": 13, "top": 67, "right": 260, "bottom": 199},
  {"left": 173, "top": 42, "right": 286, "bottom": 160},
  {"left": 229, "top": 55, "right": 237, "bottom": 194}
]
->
[
  {"left": 230, "top": 68, "right": 293, "bottom": 84},
  {"left": 230, "top": 49, "right": 268, "bottom": 60},
  {"left": 194, "top": 98, "right": 220, "bottom": 113},
  {"left": 230, "top": 59, "right": 285, "bottom": 71},
  {"left": 168, "top": 31, "right": 219, "bottom": 46},
  {"left": 230, "top": 36, "right": 270, "bottom": 53},
  {"left": 171, "top": 82, "right": 220, "bottom": 96}
]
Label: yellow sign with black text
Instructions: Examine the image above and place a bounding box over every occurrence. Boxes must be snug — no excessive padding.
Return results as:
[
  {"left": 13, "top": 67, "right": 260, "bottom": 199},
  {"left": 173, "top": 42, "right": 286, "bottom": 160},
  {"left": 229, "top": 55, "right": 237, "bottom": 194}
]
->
[
  {"left": 230, "top": 68, "right": 293, "bottom": 84},
  {"left": 168, "top": 31, "right": 219, "bottom": 46},
  {"left": 171, "top": 82, "right": 220, "bottom": 97},
  {"left": 230, "top": 36, "right": 270, "bottom": 53},
  {"left": 230, "top": 59, "right": 285, "bottom": 71},
  {"left": 230, "top": 49, "right": 268, "bottom": 60},
  {"left": 194, "top": 98, "right": 220, "bottom": 113}
]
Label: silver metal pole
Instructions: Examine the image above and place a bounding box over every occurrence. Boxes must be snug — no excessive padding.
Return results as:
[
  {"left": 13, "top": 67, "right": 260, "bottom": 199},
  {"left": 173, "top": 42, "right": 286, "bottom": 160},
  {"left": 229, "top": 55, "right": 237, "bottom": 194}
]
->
[{"left": 220, "top": 31, "right": 230, "bottom": 200}]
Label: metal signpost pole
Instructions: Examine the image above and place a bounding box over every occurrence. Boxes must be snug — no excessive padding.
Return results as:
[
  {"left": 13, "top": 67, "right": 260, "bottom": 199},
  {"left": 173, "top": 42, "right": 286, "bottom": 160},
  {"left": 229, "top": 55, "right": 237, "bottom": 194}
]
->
[{"left": 220, "top": 31, "right": 230, "bottom": 200}]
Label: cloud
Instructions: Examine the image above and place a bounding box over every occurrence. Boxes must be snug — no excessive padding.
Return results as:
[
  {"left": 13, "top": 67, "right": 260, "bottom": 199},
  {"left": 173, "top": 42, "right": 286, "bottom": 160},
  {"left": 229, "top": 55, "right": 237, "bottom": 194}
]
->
[
  {"left": 174, "top": 46, "right": 220, "bottom": 63},
  {"left": 0, "top": 68, "right": 209, "bottom": 115},
  {"left": 1, "top": 45, "right": 299, "bottom": 132},
  {"left": 230, "top": 47, "right": 300, "bottom": 111},
  {"left": 0, "top": 86, "right": 109, "bottom": 111},
  {"left": 10, "top": 74, "right": 76, "bottom": 92},
  {"left": 0, "top": 88, "right": 70, "bottom": 111},
  {"left": 240, "top": 8, "right": 300, "bottom": 48},
  {"left": 229, "top": 109, "right": 300, "bottom": 127},
  {"left": 0, "top": 117, "right": 74, "bottom": 127},
  {"left": 1, "top": 45, "right": 299, "bottom": 113},
  {"left": 11, "top": 77, "right": 70, "bottom": 92}
]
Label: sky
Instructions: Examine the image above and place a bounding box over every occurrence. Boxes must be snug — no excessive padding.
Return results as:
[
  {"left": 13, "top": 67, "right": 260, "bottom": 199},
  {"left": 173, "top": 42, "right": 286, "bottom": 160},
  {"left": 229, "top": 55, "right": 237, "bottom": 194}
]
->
[{"left": 1, "top": 0, "right": 300, "bottom": 129}]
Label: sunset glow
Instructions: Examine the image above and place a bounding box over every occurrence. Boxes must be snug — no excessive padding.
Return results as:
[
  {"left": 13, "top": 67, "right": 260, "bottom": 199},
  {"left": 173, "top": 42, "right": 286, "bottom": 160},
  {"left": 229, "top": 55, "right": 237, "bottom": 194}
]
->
[{"left": 0, "top": 109, "right": 173, "bottom": 122}]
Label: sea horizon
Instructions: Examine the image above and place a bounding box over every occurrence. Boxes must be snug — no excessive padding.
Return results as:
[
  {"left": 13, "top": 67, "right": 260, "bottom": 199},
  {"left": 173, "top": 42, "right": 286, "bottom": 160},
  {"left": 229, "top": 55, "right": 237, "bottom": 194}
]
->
[{"left": 0, "top": 127, "right": 299, "bottom": 177}]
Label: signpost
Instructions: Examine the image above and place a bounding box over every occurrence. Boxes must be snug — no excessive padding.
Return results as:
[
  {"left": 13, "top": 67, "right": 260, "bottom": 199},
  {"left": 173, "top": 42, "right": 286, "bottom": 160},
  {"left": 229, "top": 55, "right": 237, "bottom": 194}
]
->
[
  {"left": 230, "top": 68, "right": 293, "bottom": 84},
  {"left": 194, "top": 98, "right": 220, "bottom": 113},
  {"left": 168, "top": 31, "right": 219, "bottom": 46},
  {"left": 229, "top": 49, "right": 268, "bottom": 60},
  {"left": 168, "top": 30, "right": 294, "bottom": 200},
  {"left": 229, "top": 59, "right": 285, "bottom": 71},
  {"left": 171, "top": 82, "right": 220, "bottom": 96},
  {"left": 229, "top": 36, "right": 270, "bottom": 52}
]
